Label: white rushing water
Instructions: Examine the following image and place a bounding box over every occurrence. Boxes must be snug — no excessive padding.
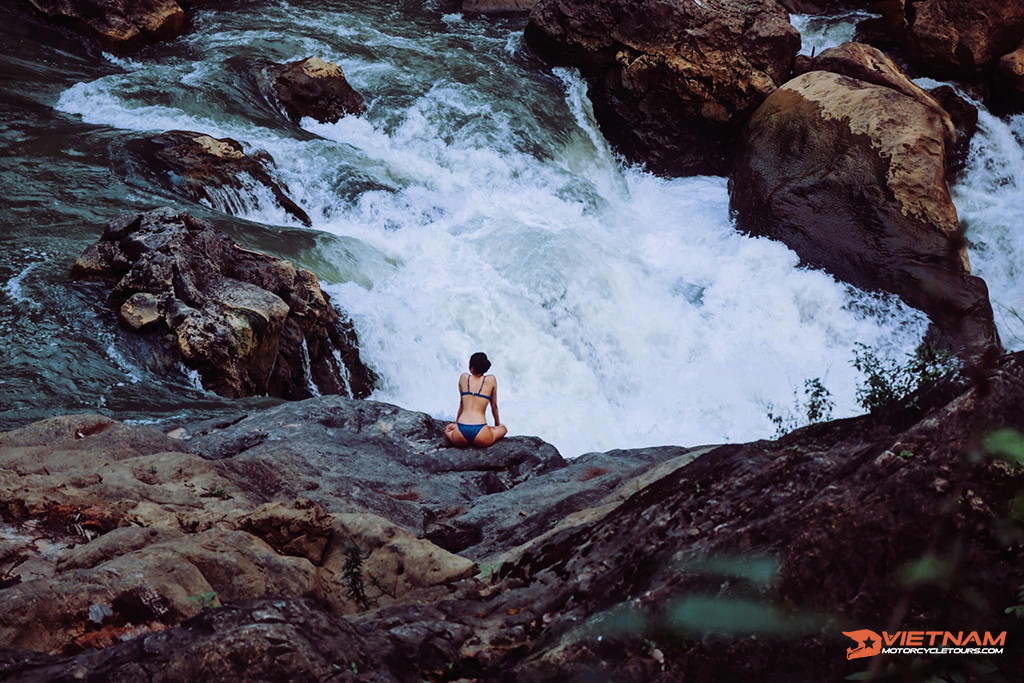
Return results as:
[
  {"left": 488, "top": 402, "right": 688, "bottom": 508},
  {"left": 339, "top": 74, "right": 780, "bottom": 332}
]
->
[
  {"left": 52, "top": 5, "right": 972, "bottom": 457},
  {"left": 953, "top": 112, "right": 1024, "bottom": 349}
]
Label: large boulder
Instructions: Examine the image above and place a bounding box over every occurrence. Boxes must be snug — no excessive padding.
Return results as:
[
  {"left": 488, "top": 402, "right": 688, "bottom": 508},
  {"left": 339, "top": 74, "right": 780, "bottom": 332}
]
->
[
  {"left": 23, "top": 0, "right": 187, "bottom": 52},
  {"left": 524, "top": 0, "right": 800, "bottom": 175},
  {"left": 129, "top": 130, "right": 311, "bottom": 226},
  {"left": 730, "top": 65, "right": 1000, "bottom": 359},
  {"left": 267, "top": 57, "right": 366, "bottom": 125},
  {"left": 70, "top": 208, "right": 377, "bottom": 399},
  {"left": 902, "top": 0, "right": 1024, "bottom": 79}
]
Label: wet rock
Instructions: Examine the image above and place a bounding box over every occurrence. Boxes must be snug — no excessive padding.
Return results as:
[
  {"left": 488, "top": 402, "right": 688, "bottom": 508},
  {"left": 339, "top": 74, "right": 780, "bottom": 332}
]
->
[
  {"left": 990, "top": 44, "right": 1024, "bottom": 114},
  {"left": 129, "top": 130, "right": 311, "bottom": 226},
  {"left": 524, "top": 0, "right": 800, "bottom": 175},
  {"left": 929, "top": 84, "right": 978, "bottom": 175},
  {"left": 730, "top": 69, "right": 1000, "bottom": 360},
  {"left": 463, "top": 0, "right": 537, "bottom": 14},
  {"left": 903, "top": 0, "right": 1024, "bottom": 79},
  {"left": 267, "top": 57, "right": 366, "bottom": 125},
  {"left": 70, "top": 208, "right": 377, "bottom": 399},
  {"left": 24, "top": 0, "right": 186, "bottom": 52},
  {"left": 812, "top": 42, "right": 950, "bottom": 122}
]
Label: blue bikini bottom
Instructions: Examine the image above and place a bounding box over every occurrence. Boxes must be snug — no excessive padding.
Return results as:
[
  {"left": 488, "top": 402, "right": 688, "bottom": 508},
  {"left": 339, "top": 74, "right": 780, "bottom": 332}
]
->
[{"left": 457, "top": 422, "right": 486, "bottom": 444}]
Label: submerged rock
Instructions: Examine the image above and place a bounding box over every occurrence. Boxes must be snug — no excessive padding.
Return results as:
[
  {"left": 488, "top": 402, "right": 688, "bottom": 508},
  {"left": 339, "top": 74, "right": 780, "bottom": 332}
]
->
[
  {"left": 524, "top": 0, "right": 800, "bottom": 175},
  {"left": 70, "top": 208, "right": 377, "bottom": 399},
  {"left": 129, "top": 130, "right": 312, "bottom": 227},
  {"left": 267, "top": 57, "right": 366, "bottom": 125},
  {"left": 730, "top": 62, "right": 1000, "bottom": 359},
  {"left": 23, "top": 0, "right": 187, "bottom": 52},
  {"left": 463, "top": 0, "right": 537, "bottom": 14}
]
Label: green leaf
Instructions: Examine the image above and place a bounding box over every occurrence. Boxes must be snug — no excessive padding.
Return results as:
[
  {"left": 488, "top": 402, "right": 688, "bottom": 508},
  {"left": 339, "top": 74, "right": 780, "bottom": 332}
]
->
[
  {"left": 678, "top": 555, "right": 781, "bottom": 586},
  {"left": 899, "top": 553, "right": 954, "bottom": 589},
  {"left": 667, "top": 596, "right": 821, "bottom": 636},
  {"left": 984, "top": 429, "right": 1024, "bottom": 465}
]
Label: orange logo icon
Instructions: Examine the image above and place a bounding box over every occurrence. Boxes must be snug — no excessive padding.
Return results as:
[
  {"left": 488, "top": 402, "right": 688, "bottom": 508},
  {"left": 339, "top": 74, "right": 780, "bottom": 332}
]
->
[{"left": 843, "top": 629, "right": 883, "bottom": 659}]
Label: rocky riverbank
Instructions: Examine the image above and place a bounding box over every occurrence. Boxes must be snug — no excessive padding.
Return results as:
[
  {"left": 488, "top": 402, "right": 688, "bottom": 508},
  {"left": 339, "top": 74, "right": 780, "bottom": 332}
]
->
[
  {"left": 2, "top": 351, "right": 1023, "bottom": 680},
  {"left": 3, "top": 0, "right": 1024, "bottom": 680}
]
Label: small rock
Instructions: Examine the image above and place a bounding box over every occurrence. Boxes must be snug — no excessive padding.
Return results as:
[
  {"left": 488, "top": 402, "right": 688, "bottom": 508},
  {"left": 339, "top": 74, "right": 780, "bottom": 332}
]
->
[
  {"left": 268, "top": 57, "right": 366, "bottom": 125},
  {"left": 119, "top": 292, "right": 162, "bottom": 331}
]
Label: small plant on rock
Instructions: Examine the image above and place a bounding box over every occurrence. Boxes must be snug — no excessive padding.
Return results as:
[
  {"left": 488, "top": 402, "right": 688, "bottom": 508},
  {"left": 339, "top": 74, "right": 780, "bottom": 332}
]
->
[
  {"left": 342, "top": 543, "right": 373, "bottom": 610},
  {"left": 851, "top": 342, "right": 959, "bottom": 413}
]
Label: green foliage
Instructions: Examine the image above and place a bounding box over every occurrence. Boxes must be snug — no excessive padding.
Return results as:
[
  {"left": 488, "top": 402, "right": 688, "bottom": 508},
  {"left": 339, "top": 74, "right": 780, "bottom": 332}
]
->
[
  {"left": 983, "top": 428, "right": 1024, "bottom": 466},
  {"left": 765, "top": 377, "right": 834, "bottom": 437},
  {"left": 678, "top": 554, "right": 780, "bottom": 587},
  {"left": 851, "top": 342, "right": 959, "bottom": 413},
  {"left": 803, "top": 378, "right": 834, "bottom": 424},
  {"left": 476, "top": 562, "right": 501, "bottom": 581},
  {"left": 342, "top": 543, "right": 373, "bottom": 610},
  {"left": 201, "top": 484, "right": 229, "bottom": 499},
  {"left": 899, "top": 552, "right": 955, "bottom": 590},
  {"left": 189, "top": 591, "right": 217, "bottom": 611},
  {"left": 667, "top": 596, "right": 823, "bottom": 636}
]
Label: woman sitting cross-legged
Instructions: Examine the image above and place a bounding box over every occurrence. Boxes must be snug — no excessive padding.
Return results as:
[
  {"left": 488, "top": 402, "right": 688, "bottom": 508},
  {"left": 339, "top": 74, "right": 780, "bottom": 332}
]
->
[{"left": 444, "top": 352, "right": 508, "bottom": 448}]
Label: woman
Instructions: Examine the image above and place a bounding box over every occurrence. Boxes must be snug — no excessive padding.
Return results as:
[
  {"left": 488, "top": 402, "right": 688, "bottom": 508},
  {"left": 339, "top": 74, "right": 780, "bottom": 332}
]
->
[{"left": 445, "top": 352, "right": 508, "bottom": 448}]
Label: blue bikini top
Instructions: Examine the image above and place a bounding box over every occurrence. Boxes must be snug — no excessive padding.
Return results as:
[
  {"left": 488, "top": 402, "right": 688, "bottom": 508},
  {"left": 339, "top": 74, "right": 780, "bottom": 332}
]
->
[{"left": 460, "top": 374, "right": 492, "bottom": 400}]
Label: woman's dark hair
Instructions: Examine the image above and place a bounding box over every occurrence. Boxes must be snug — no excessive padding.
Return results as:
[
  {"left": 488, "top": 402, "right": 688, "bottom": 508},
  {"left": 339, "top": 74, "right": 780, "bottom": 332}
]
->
[{"left": 469, "top": 352, "right": 491, "bottom": 375}]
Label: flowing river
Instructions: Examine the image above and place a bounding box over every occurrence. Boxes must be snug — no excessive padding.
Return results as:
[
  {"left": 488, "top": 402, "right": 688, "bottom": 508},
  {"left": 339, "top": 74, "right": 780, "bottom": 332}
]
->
[{"left": 0, "top": 1, "right": 1020, "bottom": 457}]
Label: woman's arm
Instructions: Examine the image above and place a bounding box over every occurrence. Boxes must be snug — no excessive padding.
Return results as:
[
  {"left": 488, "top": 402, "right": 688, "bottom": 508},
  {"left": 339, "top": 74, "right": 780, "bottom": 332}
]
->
[
  {"left": 490, "top": 379, "right": 501, "bottom": 426},
  {"left": 456, "top": 375, "right": 464, "bottom": 421}
]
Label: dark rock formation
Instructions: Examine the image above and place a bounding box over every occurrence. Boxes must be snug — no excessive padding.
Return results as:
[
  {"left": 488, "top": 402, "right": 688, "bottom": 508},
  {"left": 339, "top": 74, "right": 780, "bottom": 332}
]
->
[
  {"left": 730, "top": 63, "right": 1000, "bottom": 360},
  {"left": 23, "top": 0, "right": 192, "bottom": 52},
  {"left": 990, "top": 44, "right": 1024, "bottom": 114},
  {"left": 929, "top": 84, "right": 978, "bottom": 176},
  {"left": 779, "top": 0, "right": 833, "bottom": 12},
  {"left": 3, "top": 349, "right": 1023, "bottom": 680},
  {"left": 267, "top": 57, "right": 366, "bottom": 125},
  {"left": 463, "top": 0, "right": 537, "bottom": 14},
  {"left": 129, "top": 130, "right": 311, "bottom": 226},
  {"left": 903, "top": 0, "right": 1024, "bottom": 79},
  {"left": 181, "top": 396, "right": 698, "bottom": 557},
  {"left": 524, "top": 0, "right": 800, "bottom": 175},
  {"left": 70, "top": 208, "right": 377, "bottom": 399}
]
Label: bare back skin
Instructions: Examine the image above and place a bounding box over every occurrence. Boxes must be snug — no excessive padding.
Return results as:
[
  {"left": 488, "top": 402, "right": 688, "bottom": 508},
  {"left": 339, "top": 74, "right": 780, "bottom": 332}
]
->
[{"left": 444, "top": 371, "right": 508, "bottom": 447}]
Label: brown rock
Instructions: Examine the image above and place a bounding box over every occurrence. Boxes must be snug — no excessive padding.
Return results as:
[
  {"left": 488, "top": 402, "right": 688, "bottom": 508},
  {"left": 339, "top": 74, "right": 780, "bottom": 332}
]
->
[
  {"left": 991, "top": 44, "right": 1024, "bottom": 113},
  {"left": 70, "top": 208, "right": 377, "bottom": 400},
  {"left": 26, "top": 0, "right": 186, "bottom": 52},
  {"left": 929, "top": 84, "right": 978, "bottom": 175},
  {"left": 118, "top": 291, "right": 161, "bottom": 330},
  {"left": 904, "top": 0, "right": 1024, "bottom": 78},
  {"left": 524, "top": 0, "right": 800, "bottom": 175},
  {"left": 268, "top": 57, "right": 366, "bottom": 125},
  {"left": 730, "top": 70, "right": 1000, "bottom": 359},
  {"left": 813, "top": 42, "right": 951, "bottom": 138},
  {"left": 130, "top": 130, "right": 312, "bottom": 226}
]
